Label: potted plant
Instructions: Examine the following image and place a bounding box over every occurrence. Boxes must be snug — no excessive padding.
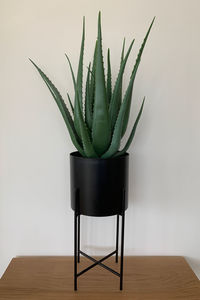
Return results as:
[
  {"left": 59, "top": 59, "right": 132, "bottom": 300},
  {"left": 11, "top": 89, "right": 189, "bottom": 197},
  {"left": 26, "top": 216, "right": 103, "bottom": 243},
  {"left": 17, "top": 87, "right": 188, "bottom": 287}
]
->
[
  {"left": 30, "top": 12, "right": 154, "bottom": 216},
  {"left": 30, "top": 12, "right": 154, "bottom": 290}
]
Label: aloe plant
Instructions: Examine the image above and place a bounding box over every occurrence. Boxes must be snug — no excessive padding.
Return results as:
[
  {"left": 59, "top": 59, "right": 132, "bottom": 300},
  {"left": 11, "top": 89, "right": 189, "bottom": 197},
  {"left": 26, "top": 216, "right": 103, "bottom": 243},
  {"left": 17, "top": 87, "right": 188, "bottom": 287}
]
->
[{"left": 30, "top": 13, "right": 154, "bottom": 158}]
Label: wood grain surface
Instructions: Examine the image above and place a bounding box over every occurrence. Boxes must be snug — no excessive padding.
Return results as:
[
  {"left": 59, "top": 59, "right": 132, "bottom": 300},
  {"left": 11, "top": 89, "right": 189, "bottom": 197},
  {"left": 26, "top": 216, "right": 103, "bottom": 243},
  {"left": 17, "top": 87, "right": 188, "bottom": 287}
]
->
[{"left": 0, "top": 256, "right": 199, "bottom": 299}]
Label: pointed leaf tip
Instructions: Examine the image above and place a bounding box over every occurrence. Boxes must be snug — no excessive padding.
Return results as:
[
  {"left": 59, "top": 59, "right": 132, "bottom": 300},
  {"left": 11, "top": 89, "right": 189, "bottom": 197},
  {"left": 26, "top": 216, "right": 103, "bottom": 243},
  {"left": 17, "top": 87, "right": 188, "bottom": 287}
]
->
[
  {"left": 83, "top": 16, "right": 85, "bottom": 31},
  {"left": 98, "top": 11, "right": 101, "bottom": 26},
  {"left": 150, "top": 17, "right": 156, "bottom": 28}
]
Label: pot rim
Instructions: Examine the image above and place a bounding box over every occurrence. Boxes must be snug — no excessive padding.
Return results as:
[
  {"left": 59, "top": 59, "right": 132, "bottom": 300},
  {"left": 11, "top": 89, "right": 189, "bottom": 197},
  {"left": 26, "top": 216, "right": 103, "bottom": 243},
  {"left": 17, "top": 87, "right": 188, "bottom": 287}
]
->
[{"left": 70, "top": 151, "right": 129, "bottom": 161}]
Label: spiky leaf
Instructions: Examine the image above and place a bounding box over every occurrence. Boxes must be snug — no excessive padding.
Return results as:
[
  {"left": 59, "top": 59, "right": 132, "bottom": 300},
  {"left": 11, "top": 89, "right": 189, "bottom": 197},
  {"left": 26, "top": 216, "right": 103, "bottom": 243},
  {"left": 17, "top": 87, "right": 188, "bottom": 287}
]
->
[
  {"left": 109, "top": 38, "right": 135, "bottom": 130},
  {"left": 89, "top": 41, "right": 97, "bottom": 115},
  {"left": 115, "top": 98, "right": 145, "bottom": 157},
  {"left": 101, "top": 56, "right": 143, "bottom": 158},
  {"left": 121, "top": 17, "right": 155, "bottom": 137},
  {"left": 106, "top": 48, "right": 112, "bottom": 104},
  {"left": 73, "top": 17, "right": 85, "bottom": 138},
  {"left": 65, "top": 54, "right": 97, "bottom": 156},
  {"left": 29, "top": 59, "right": 85, "bottom": 156},
  {"left": 67, "top": 93, "right": 74, "bottom": 115},
  {"left": 85, "top": 63, "right": 93, "bottom": 130},
  {"left": 92, "top": 12, "right": 111, "bottom": 156},
  {"left": 76, "top": 88, "right": 98, "bottom": 157},
  {"left": 117, "top": 38, "right": 125, "bottom": 109}
]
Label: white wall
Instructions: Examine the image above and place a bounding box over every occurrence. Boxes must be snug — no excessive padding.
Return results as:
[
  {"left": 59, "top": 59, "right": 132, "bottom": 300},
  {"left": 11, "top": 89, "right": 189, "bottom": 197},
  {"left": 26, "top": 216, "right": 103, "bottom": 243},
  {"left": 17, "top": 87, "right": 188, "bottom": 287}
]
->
[{"left": 1, "top": 0, "right": 200, "bottom": 279}]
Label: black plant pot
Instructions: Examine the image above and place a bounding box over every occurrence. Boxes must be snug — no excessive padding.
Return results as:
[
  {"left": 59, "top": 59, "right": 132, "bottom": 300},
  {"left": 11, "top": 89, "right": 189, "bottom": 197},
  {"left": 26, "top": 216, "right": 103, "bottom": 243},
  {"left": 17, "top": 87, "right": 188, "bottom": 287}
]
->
[{"left": 70, "top": 151, "right": 129, "bottom": 217}]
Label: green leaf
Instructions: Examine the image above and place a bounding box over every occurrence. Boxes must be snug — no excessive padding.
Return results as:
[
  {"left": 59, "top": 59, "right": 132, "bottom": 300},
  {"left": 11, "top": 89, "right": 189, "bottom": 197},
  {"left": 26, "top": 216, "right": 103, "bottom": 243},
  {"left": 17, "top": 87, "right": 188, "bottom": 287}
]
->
[
  {"left": 115, "top": 98, "right": 145, "bottom": 157},
  {"left": 67, "top": 93, "right": 74, "bottom": 115},
  {"left": 89, "top": 40, "right": 97, "bottom": 116},
  {"left": 65, "top": 54, "right": 98, "bottom": 157},
  {"left": 76, "top": 86, "right": 98, "bottom": 158},
  {"left": 118, "top": 38, "right": 125, "bottom": 107},
  {"left": 85, "top": 63, "right": 93, "bottom": 130},
  {"left": 65, "top": 54, "right": 81, "bottom": 117},
  {"left": 29, "top": 59, "right": 85, "bottom": 156},
  {"left": 73, "top": 17, "right": 85, "bottom": 138},
  {"left": 65, "top": 54, "right": 97, "bottom": 157},
  {"left": 120, "top": 61, "right": 139, "bottom": 137},
  {"left": 109, "top": 38, "right": 135, "bottom": 130},
  {"left": 121, "top": 17, "right": 155, "bottom": 137},
  {"left": 101, "top": 55, "right": 143, "bottom": 158},
  {"left": 121, "top": 38, "right": 125, "bottom": 64},
  {"left": 65, "top": 54, "right": 76, "bottom": 88},
  {"left": 106, "top": 48, "right": 112, "bottom": 104},
  {"left": 92, "top": 11, "right": 111, "bottom": 156}
]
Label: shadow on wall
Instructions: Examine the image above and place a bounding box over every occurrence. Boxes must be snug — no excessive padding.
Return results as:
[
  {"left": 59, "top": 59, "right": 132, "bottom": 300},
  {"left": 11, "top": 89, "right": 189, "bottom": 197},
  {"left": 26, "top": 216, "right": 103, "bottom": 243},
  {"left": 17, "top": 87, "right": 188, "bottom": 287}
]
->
[{"left": 186, "top": 257, "right": 200, "bottom": 280}]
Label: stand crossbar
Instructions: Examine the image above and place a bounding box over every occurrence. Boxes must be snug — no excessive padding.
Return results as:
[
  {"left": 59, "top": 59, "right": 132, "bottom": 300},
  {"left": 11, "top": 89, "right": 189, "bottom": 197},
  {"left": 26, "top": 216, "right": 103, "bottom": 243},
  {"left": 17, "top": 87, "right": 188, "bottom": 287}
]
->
[{"left": 79, "top": 250, "right": 120, "bottom": 277}]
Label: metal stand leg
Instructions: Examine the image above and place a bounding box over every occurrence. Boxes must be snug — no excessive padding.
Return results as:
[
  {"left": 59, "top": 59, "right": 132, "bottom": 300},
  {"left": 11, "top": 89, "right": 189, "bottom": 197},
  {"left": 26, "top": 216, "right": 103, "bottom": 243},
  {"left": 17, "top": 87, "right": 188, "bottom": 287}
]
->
[
  {"left": 73, "top": 189, "right": 126, "bottom": 291},
  {"left": 74, "top": 211, "right": 78, "bottom": 291},
  {"left": 78, "top": 215, "right": 80, "bottom": 263},
  {"left": 116, "top": 214, "right": 119, "bottom": 263},
  {"left": 120, "top": 211, "right": 125, "bottom": 290}
]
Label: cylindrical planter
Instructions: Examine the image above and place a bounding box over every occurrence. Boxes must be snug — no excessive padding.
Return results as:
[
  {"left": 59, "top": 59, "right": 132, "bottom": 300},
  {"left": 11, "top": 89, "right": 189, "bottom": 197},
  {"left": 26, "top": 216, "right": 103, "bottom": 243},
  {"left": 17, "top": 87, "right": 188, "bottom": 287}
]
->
[{"left": 70, "top": 151, "right": 129, "bottom": 216}]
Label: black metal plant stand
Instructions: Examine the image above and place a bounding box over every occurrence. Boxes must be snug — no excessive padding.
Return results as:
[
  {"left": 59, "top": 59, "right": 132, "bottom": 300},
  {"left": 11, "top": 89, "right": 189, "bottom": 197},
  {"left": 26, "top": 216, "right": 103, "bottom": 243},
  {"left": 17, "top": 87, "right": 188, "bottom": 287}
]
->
[{"left": 74, "top": 203, "right": 125, "bottom": 291}]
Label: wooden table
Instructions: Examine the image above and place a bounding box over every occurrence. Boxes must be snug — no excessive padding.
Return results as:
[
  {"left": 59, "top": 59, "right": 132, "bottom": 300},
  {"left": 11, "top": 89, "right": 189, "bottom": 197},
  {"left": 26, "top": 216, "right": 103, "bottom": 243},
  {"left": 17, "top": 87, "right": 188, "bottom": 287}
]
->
[{"left": 0, "top": 256, "right": 199, "bottom": 299}]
